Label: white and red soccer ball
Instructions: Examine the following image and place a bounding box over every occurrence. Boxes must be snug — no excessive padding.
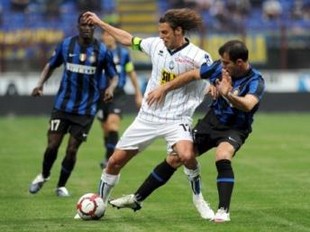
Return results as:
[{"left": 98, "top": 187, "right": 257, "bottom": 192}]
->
[{"left": 76, "top": 193, "right": 106, "bottom": 220}]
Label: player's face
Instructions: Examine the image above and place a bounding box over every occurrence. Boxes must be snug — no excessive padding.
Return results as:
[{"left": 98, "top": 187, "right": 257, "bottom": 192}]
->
[
  {"left": 221, "top": 52, "right": 238, "bottom": 77},
  {"left": 78, "top": 16, "right": 95, "bottom": 40},
  {"left": 158, "top": 23, "right": 178, "bottom": 50}
]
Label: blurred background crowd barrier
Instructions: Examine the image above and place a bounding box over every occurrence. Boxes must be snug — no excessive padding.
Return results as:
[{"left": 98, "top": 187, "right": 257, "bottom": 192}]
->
[{"left": 0, "top": 0, "right": 309, "bottom": 115}]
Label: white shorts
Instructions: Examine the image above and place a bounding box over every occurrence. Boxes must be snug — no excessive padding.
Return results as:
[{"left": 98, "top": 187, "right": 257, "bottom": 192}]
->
[{"left": 116, "top": 117, "right": 193, "bottom": 154}]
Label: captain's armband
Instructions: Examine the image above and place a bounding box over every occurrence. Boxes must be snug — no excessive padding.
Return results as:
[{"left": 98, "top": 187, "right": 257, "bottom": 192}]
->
[{"left": 132, "top": 37, "right": 142, "bottom": 51}]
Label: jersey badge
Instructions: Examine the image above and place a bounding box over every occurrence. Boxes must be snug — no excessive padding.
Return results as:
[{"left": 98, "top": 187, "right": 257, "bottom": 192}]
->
[
  {"left": 89, "top": 52, "right": 96, "bottom": 63},
  {"left": 80, "top": 53, "right": 87, "bottom": 62},
  {"left": 169, "top": 60, "right": 175, "bottom": 70}
]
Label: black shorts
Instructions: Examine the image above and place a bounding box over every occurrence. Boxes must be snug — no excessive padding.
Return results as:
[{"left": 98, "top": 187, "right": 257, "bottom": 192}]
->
[
  {"left": 97, "top": 88, "right": 127, "bottom": 122},
  {"left": 48, "top": 109, "right": 94, "bottom": 142},
  {"left": 193, "top": 110, "right": 251, "bottom": 156}
]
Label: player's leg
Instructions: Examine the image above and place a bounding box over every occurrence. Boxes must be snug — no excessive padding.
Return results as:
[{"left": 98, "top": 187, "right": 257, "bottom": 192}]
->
[
  {"left": 110, "top": 121, "right": 211, "bottom": 219},
  {"left": 172, "top": 124, "right": 201, "bottom": 196},
  {"left": 111, "top": 122, "right": 202, "bottom": 212},
  {"left": 99, "top": 117, "right": 155, "bottom": 204},
  {"left": 109, "top": 155, "right": 181, "bottom": 211},
  {"left": 128, "top": 121, "right": 195, "bottom": 202},
  {"left": 29, "top": 114, "right": 67, "bottom": 194},
  {"left": 101, "top": 113, "right": 121, "bottom": 168},
  {"left": 56, "top": 114, "right": 93, "bottom": 196},
  {"left": 56, "top": 135, "right": 83, "bottom": 196},
  {"left": 181, "top": 116, "right": 215, "bottom": 220},
  {"left": 214, "top": 142, "right": 235, "bottom": 222},
  {"left": 98, "top": 98, "right": 122, "bottom": 169},
  {"left": 99, "top": 148, "right": 138, "bottom": 203},
  {"left": 213, "top": 126, "right": 249, "bottom": 223}
]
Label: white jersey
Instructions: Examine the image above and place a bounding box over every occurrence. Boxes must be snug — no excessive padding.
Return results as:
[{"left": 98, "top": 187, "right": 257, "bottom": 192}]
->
[{"left": 137, "top": 37, "right": 213, "bottom": 123}]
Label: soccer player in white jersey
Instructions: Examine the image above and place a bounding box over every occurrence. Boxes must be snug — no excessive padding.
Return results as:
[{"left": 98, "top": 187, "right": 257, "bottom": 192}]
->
[{"left": 81, "top": 9, "right": 214, "bottom": 219}]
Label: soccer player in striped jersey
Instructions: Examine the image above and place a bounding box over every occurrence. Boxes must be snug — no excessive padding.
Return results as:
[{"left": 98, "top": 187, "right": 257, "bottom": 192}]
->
[
  {"left": 97, "top": 30, "right": 143, "bottom": 169},
  {"left": 82, "top": 9, "right": 214, "bottom": 219},
  {"left": 29, "top": 13, "right": 118, "bottom": 197},
  {"left": 111, "top": 40, "right": 265, "bottom": 223}
]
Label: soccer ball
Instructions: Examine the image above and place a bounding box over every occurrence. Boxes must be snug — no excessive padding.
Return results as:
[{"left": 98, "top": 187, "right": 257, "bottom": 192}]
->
[{"left": 76, "top": 193, "right": 106, "bottom": 220}]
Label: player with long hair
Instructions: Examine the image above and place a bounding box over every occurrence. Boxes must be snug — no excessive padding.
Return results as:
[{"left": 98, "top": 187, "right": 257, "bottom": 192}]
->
[{"left": 78, "top": 8, "right": 214, "bottom": 219}]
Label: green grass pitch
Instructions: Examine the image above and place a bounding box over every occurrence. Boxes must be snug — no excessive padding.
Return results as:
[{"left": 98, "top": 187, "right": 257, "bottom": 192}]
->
[{"left": 0, "top": 113, "right": 309, "bottom": 232}]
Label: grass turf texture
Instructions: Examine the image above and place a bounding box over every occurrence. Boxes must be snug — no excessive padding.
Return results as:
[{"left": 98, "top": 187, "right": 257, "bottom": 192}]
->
[{"left": 0, "top": 113, "right": 309, "bottom": 232}]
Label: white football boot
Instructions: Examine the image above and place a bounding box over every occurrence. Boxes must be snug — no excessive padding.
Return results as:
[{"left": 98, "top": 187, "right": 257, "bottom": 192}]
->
[
  {"left": 55, "top": 187, "right": 70, "bottom": 197},
  {"left": 29, "top": 173, "right": 49, "bottom": 194},
  {"left": 109, "top": 194, "right": 142, "bottom": 211},
  {"left": 214, "top": 207, "right": 231, "bottom": 223},
  {"left": 192, "top": 193, "right": 214, "bottom": 220}
]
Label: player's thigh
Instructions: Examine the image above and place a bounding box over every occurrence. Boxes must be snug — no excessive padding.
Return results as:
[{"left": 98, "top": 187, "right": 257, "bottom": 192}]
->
[
  {"left": 116, "top": 118, "right": 157, "bottom": 151},
  {"left": 164, "top": 122, "right": 193, "bottom": 154},
  {"left": 69, "top": 115, "right": 94, "bottom": 142}
]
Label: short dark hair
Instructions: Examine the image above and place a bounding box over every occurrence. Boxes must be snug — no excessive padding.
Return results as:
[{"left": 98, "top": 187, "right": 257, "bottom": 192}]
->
[{"left": 218, "top": 40, "right": 248, "bottom": 62}]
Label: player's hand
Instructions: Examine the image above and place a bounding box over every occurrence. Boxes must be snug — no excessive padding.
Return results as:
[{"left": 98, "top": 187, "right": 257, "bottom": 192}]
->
[
  {"left": 135, "top": 93, "right": 143, "bottom": 108},
  {"left": 206, "top": 84, "right": 219, "bottom": 100},
  {"left": 216, "top": 69, "right": 232, "bottom": 96},
  {"left": 103, "top": 88, "right": 113, "bottom": 102},
  {"left": 31, "top": 86, "right": 43, "bottom": 97},
  {"left": 146, "top": 86, "right": 166, "bottom": 106},
  {"left": 83, "top": 11, "right": 102, "bottom": 26}
]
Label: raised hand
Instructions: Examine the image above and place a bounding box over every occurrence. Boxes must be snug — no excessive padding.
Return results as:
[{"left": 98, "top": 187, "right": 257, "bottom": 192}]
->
[
  {"left": 83, "top": 11, "right": 102, "bottom": 26},
  {"left": 216, "top": 69, "right": 233, "bottom": 97}
]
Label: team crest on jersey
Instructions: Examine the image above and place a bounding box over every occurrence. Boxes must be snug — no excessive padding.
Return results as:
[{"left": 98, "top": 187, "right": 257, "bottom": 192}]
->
[
  {"left": 79, "top": 53, "right": 86, "bottom": 62},
  {"left": 89, "top": 52, "right": 96, "bottom": 63},
  {"left": 168, "top": 60, "right": 175, "bottom": 70},
  {"left": 113, "top": 52, "right": 120, "bottom": 64}
]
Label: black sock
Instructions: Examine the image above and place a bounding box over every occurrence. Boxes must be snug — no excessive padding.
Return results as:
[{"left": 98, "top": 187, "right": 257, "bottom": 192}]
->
[
  {"left": 105, "top": 131, "right": 118, "bottom": 160},
  {"left": 57, "top": 156, "right": 76, "bottom": 187},
  {"left": 216, "top": 159, "right": 234, "bottom": 212},
  {"left": 42, "top": 147, "right": 58, "bottom": 178},
  {"left": 134, "top": 160, "right": 176, "bottom": 202}
]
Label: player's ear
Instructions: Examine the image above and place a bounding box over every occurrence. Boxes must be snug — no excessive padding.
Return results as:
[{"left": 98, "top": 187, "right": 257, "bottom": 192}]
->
[
  {"left": 236, "top": 58, "right": 244, "bottom": 66},
  {"left": 175, "top": 26, "right": 183, "bottom": 35}
]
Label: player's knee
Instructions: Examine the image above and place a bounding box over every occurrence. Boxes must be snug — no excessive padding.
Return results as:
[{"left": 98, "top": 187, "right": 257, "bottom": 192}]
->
[
  {"left": 67, "top": 147, "right": 78, "bottom": 158},
  {"left": 166, "top": 155, "right": 182, "bottom": 169},
  {"left": 178, "top": 153, "right": 196, "bottom": 167}
]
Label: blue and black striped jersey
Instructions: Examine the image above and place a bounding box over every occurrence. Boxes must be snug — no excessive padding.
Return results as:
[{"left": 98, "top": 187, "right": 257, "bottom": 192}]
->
[
  {"left": 200, "top": 60, "right": 265, "bottom": 130},
  {"left": 48, "top": 36, "right": 117, "bottom": 116},
  {"left": 110, "top": 46, "right": 133, "bottom": 89}
]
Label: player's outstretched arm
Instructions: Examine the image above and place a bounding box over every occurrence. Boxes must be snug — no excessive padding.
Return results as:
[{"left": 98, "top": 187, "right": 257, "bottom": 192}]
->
[
  {"left": 146, "top": 69, "right": 201, "bottom": 106},
  {"left": 83, "top": 11, "right": 133, "bottom": 46}
]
